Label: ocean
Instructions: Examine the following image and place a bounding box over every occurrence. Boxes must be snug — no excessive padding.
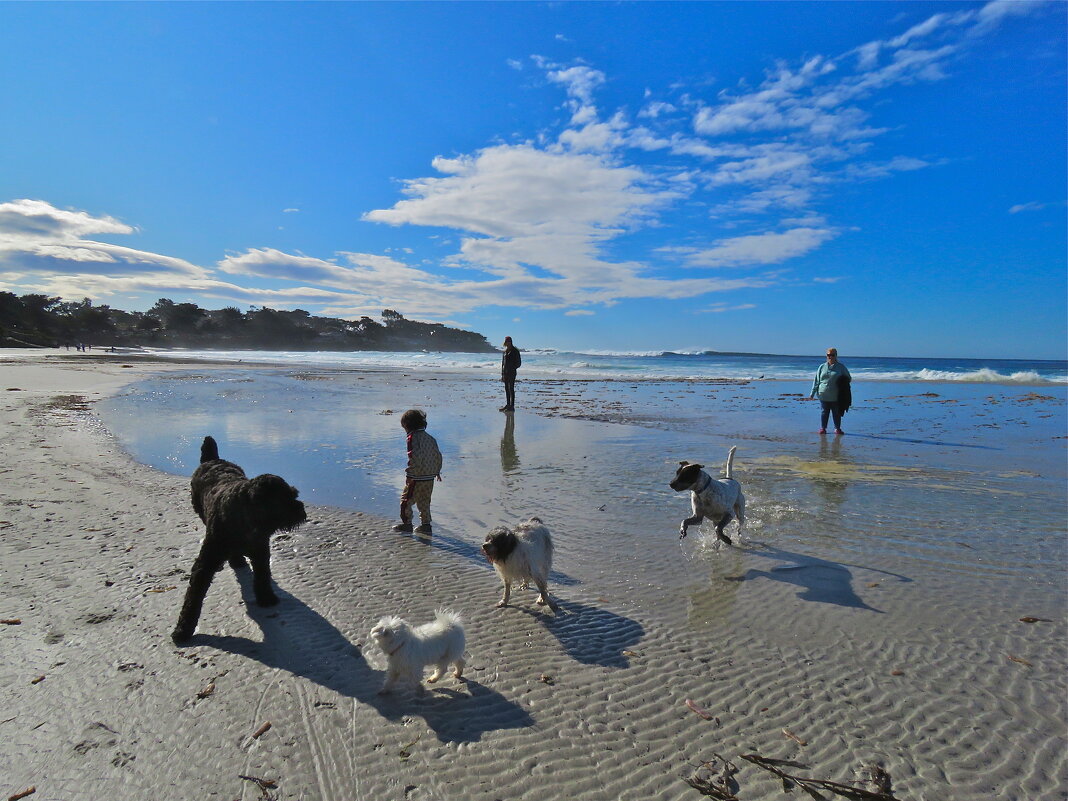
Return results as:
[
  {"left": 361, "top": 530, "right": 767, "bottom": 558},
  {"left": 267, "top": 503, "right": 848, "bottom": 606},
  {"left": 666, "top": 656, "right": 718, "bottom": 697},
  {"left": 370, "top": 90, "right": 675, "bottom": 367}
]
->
[{"left": 136, "top": 347, "right": 1067, "bottom": 385}]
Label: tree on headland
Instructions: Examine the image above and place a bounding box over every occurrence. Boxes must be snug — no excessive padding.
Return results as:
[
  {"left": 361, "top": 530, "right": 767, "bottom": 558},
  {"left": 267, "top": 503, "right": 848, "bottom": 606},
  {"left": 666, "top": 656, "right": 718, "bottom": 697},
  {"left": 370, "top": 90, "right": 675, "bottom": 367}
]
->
[{"left": 0, "top": 293, "right": 496, "bottom": 353}]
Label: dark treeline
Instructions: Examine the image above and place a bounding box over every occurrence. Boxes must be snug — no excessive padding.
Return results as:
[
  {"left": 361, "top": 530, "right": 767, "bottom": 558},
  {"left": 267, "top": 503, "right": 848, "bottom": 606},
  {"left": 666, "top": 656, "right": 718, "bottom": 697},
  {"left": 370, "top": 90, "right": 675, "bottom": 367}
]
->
[{"left": 0, "top": 293, "right": 496, "bottom": 353}]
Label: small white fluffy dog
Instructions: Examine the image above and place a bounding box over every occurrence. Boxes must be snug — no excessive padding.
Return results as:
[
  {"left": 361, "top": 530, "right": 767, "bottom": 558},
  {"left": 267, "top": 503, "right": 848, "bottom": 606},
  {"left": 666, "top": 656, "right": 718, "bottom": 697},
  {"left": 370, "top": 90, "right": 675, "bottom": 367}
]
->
[
  {"left": 481, "top": 516, "right": 559, "bottom": 612},
  {"left": 369, "top": 609, "right": 466, "bottom": 694}
]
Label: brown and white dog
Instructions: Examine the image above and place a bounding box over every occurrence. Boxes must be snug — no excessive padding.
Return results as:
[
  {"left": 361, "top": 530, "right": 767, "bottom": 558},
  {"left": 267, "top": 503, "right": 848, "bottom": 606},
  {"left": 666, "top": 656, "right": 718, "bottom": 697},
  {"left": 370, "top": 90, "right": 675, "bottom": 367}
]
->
[
  {"left": 670, "top": 446, "right": 746, "bottom": 543},
  {"left": 481, "top": 516, "right": 558, "bottom": 611}
]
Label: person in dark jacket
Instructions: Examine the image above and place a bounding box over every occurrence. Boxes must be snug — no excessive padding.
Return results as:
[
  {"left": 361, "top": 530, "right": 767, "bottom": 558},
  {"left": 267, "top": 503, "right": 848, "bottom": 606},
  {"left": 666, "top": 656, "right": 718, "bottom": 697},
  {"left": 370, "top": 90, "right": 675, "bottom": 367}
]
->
[{"left": 500, "top": 336, "right": 521, "bottom": 412}]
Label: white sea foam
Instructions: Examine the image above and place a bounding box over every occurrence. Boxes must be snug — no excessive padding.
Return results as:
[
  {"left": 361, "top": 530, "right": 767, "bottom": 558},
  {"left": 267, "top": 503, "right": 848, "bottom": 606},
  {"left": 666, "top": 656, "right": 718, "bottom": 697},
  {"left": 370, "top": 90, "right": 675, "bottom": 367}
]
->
[{"left": 135, "top": 348, "right": 1066, "bottom": 386}]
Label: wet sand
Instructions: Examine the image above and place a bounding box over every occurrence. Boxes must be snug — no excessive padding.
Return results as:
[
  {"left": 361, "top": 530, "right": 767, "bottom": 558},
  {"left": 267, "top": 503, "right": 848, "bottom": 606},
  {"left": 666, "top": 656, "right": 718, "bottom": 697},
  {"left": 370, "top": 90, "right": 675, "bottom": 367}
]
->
[{"left": 1, "top": 350, "right": 1065, "bottom": 801}]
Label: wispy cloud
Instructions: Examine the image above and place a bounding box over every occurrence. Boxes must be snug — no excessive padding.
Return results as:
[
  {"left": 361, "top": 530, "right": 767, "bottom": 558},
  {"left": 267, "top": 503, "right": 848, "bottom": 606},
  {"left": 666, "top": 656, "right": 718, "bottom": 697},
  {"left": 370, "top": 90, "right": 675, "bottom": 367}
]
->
[
  {"left": 680, "top": 227, "right": 839, "bottom": 269},
  {"left": 696, "top": 302, "right": 757, "bottom": 314},
  {"left": 1008, "top": 201, "right": 1052, "bottom": 214}
]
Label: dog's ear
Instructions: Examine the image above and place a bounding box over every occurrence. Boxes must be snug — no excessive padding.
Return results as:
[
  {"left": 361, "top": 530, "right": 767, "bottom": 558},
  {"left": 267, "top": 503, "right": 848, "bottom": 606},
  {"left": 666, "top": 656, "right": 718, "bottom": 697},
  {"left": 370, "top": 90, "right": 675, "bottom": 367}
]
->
[
  {"left": 691, "top": 463, "right": 703, "bottom": 470},
  {"left": 678, "top": 461, "right": 689, "bottom": 466}
]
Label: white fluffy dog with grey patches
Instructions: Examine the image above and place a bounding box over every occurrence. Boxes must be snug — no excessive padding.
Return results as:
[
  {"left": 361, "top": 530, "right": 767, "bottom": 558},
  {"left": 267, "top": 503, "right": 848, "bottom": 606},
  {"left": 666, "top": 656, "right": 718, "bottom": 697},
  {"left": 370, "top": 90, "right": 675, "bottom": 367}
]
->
[
  {"left": 369, "top": 609, "right": 466, "bottom": 694},
  {"left": 481, "top": 516, "right": 559, "bottom": 612}
]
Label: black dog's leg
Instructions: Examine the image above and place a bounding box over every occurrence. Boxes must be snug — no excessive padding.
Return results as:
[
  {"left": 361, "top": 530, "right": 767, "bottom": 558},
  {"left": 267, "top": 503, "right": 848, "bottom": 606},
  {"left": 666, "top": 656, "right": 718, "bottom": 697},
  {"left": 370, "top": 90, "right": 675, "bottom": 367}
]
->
[
  {"left": 248, "top": 540, "right": 279, "bottom": 607},
  {"left": 172, "top": 549, "right": 224, "bottom": 643}
]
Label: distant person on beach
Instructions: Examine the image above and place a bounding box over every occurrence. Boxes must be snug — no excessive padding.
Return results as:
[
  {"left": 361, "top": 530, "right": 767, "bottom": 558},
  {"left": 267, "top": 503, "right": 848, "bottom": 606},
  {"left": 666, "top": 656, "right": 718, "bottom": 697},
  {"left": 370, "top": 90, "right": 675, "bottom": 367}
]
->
[
  {"left": 810, "top": 347, "right": 851, "bottom": 434},
  {"left": 391, "top": 409, "right": 442, "bottom": 534},
  {"left": 500, "top": 336, "right": 521, "bottom": 412}
]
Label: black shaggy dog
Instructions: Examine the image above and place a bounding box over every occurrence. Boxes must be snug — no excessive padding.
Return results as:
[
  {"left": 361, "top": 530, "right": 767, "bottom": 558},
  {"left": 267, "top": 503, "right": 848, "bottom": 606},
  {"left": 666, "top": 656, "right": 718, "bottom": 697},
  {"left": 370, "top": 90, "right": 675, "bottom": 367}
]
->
[{"left": 171, "top": 436, "right": 308, "bottom": 643}]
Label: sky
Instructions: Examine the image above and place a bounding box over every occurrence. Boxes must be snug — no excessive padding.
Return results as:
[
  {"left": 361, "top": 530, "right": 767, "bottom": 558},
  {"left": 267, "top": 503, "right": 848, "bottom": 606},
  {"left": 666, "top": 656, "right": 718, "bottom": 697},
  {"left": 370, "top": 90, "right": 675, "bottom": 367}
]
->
[{"left": 0, "top": 1, "right": 1064, "bottom": 360}]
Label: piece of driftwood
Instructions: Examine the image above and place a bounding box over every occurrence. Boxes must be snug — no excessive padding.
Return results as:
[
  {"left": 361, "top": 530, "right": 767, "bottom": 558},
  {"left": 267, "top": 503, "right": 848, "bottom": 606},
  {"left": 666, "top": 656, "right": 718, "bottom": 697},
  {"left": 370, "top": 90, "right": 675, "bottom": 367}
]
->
[
  {"left": 1019, "top": 617, "right": 1052, "bottom": 623},
  {"left": 1, "top": 619, "right": 22, "bottom": 625},
  {"left": 398, "top": 732, "right": 423, "bottom": 761},
  {"left": 740, "top": 753, "right": 901, "bottom": 800},
  {"left": 8, "top": 787, "right": 36, "bottom": 801},
  {"left": 251, "top": 721, "right": 272, "bottom": 739},
  {"left": 684, "top": 753, "right": 739, "bottom": 800},
  {"left": 782, "top": 728, "right": 807, "bottom": 746},
  {"left": 1006, "top": 654, "right": 1033, "bottom": 667},
  {"left": 685, "top": 698, "right": 716, "bottom": 721},
  {"left": 238, "top": 774, "right": 277, "bottom": 800}
]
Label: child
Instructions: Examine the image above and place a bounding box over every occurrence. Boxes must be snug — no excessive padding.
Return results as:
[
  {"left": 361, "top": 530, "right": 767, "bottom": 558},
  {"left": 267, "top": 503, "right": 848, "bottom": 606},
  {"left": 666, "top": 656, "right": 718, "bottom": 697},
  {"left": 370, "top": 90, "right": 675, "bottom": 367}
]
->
[{"left": 391, "top": 409, "right": 442, "bottom": 534}]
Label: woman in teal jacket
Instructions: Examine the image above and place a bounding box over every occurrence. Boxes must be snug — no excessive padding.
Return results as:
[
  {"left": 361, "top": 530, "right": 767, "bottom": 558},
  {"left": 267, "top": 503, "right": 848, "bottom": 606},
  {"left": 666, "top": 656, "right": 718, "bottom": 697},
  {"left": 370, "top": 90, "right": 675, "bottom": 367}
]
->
[{"left": 810, "top": 347, "right": 851, "bottom": 434}]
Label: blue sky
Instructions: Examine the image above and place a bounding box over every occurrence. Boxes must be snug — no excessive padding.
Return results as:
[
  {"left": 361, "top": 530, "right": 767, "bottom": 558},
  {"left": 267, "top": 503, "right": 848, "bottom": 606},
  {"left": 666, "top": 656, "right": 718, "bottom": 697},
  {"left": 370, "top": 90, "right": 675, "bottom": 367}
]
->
[{"left": 0, "top": 1, "right": 1064, "bottom": 359}]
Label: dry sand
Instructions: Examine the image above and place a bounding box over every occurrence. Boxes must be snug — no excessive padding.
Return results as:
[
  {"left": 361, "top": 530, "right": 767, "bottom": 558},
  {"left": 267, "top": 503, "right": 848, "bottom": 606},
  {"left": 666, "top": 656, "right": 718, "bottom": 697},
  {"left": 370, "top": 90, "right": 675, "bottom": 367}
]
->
[{"left": 0, "top": 351, "right": 1065, "bottom": 801}]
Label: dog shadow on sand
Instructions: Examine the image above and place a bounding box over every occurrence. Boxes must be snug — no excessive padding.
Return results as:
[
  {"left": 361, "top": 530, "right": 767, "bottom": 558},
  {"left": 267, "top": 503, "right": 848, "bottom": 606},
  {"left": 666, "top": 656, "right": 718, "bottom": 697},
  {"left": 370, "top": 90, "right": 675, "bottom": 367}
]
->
[
  {"left": 507, "top": 597, "right": 645, "bottom": 669},
  {"left": 187, "top": 570, "right": 533, "bottom": 743},
  {"left": 723, "top": 543, "right": 912, "bottom": 613}
]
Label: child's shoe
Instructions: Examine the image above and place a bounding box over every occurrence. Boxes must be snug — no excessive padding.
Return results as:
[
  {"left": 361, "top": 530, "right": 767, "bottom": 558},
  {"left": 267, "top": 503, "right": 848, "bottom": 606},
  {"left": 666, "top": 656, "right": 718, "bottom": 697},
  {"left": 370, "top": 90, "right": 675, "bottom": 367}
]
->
[{"left": 391, "top": 522, "right": 413, "bottom": 533}]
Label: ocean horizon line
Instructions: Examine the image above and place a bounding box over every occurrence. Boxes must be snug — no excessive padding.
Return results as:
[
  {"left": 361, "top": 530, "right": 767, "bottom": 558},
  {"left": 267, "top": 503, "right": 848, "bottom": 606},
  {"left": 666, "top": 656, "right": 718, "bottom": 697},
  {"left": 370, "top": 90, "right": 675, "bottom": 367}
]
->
[{"left": 93, "top": 346, "right": 1067, "bottom": 387}]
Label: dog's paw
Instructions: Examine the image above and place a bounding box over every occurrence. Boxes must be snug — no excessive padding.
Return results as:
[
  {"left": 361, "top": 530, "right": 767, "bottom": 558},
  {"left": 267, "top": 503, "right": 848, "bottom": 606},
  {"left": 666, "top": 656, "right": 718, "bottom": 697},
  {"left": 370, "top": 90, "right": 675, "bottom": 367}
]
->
[
  {"left": 540, "top": 597, "right": 561, "bottom": 613},
  {"left": 495, "top": 599, "right": 508, "bottom": 608},
  {"left": 171, "top": 627, "right": 194, "bottom": 644},
  {"left": 679, "top": 528, "right": 689, "bottom": 540},
  {"left": 256, "top": 594, "right": 280, "bottom": 607}
]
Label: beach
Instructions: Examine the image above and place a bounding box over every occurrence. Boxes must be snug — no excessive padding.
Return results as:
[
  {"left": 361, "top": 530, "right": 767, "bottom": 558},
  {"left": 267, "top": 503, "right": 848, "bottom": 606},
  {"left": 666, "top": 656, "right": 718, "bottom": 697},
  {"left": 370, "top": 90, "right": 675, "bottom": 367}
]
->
[{"left": 0, "top": 349, "right": 1065, "bottom": 801}]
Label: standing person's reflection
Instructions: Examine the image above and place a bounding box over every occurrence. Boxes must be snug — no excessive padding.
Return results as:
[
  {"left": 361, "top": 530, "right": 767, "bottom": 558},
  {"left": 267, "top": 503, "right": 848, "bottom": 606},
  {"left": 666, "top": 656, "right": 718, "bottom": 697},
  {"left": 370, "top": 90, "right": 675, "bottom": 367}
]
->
[
  {"left": 814, "top": 435, "right": 848, "bottom": 509},
  {"left": 500, "top": 412, "right": 520, "bottom": 474}
]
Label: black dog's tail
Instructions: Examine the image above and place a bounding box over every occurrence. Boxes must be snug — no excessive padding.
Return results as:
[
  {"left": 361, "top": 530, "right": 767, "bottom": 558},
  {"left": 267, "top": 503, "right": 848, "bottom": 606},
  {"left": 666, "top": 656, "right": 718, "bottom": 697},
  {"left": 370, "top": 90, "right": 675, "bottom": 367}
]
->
[{"left": 200, "top": 436, "right": 220, "bottom": 464}]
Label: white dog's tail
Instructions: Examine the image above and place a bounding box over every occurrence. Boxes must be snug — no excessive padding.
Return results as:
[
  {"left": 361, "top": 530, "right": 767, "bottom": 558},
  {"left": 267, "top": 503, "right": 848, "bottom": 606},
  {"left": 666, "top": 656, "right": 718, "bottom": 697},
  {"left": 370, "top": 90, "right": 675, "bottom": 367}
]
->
[
  {"left": 434, "top": 609, "right": 463, "bottom": 630},
  {"left": 725, "top": 446, "right": 737, "bottom": 479}
]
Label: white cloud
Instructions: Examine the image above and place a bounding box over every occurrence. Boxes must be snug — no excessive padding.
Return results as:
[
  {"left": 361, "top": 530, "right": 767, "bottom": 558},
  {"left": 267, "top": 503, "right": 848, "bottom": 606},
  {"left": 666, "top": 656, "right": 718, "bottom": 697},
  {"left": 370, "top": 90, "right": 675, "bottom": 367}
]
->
[
  {"left": 0, "top": 198, "right": 133, "bottom": 240},
  {"left": 684, "top": 227, "right": 839, "bottom": 268},
  {"left": 282, "top": 208, "right": 300, "bottom": 213},
  {"left": 696, "top": 302, "right": 757, "bottom": 314},
  {"left": 0, "top": 199, "right": 207, "bottom": 280},
  {"left": 1008, "top": 201, "right": 1048, "bottom": 214},
  {"left": 565, "top": 309, "right": 595, "bottom": 316},
  {"left": 638, "top": 101, "right": 677, "bottom": 119}
]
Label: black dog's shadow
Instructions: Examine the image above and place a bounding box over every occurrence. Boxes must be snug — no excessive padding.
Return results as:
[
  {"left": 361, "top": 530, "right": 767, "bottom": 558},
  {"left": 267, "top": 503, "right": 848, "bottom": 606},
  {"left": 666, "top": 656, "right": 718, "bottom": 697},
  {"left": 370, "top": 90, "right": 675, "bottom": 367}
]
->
[
  {"left": 724, "top": 543, "right": 912, "bottom": 613},
  {"left": 187, "top": 570, "right": 533, "bottom": 743},
  {"left": 402, "top": 527, "right": 580, "bottom": 588},
  {"left": 508, "top": 597, "right": 645, "bottom": 669}
]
